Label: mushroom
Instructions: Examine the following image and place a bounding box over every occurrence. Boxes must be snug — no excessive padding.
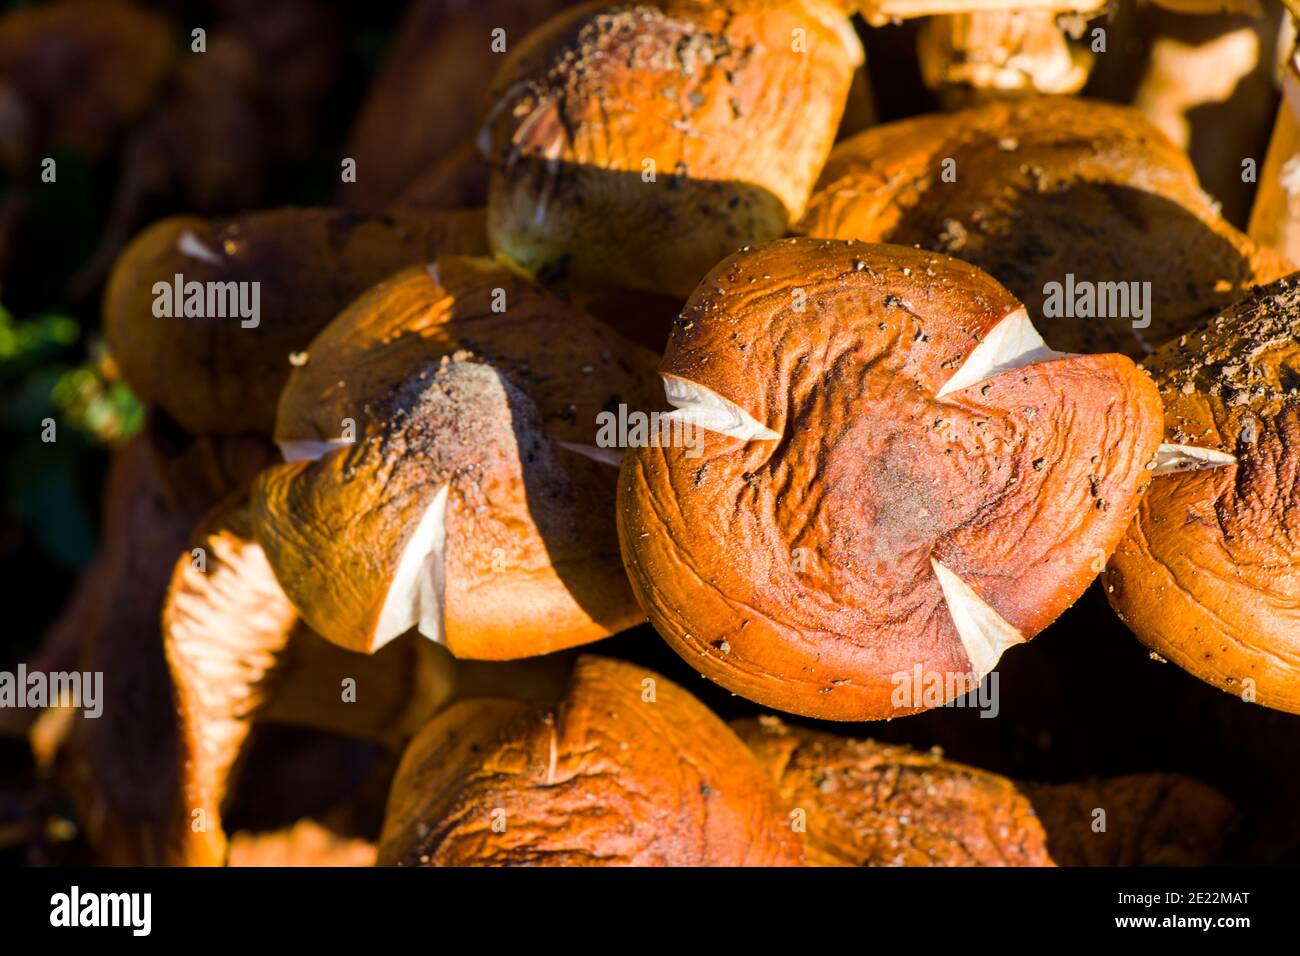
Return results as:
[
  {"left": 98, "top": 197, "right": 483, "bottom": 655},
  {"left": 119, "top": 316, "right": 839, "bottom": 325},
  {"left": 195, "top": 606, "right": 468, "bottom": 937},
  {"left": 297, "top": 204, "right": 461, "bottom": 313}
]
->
[
  {"left": 164, "top": 492, "right": 576, "bottom": 864},
  {"left": 0, "top": 0, "right": 174, "bottom": 170},
  {"left": 617, "top": 238, "right": 1164, "bottom": 720},
  {"left": 1130, "top": 5, "right": 1277, "bottom": 227},
  {"left": 389, "top": 142, "right": 492, "bottom": 215},
  {"left": 1249, "top": 11, "right": 1300, "bottom": 263},
  {"left": 251, "top": 255, "right": 660, "bottom": 658},
  {"left": 482, "top": 0, "right": 863, "bottom": 299},
  {"left": 737, "top": 715, "right": 1236, "bottom": 867},
  {"left": 64, "top": 33, "right": 268, "bottom": 300},
  {"left": 36, "top": 428, "right": 273, "bottom": 865},
  {"left": 386, "top": 145, "right": 686, "bottom": 351},
  {"left": 1019, "top": 774, "right": 1237, "bottom": 866},
  {"left": 916, "top": 9, "right": 1095, "bottom": 105},
  {"left": 376, "top": 655, "right": 803, "bottom": 866},
  {"left": 163, "top": 493, "right": 310, "bottom": 866},
  {"left": 735, "top": 716, "right": 1054, "bottom": 866},
  {"left": 342, "top": 0, "right": 573, "bottom": 212},
  {"left": 849, "top": 0, "right": 1257, "bottom": 24},
  {"left": 227, "top": 820, "right": 378, "bottom": 868},
  {"left": 800, "top": 95, "right": 1292, "bottom": 356},
  {"left": 103, "top": 206, "right": 487, "bottom": 436},
  {"left": 1105, "top": 272, "right": 1300, "bottom": 714}
]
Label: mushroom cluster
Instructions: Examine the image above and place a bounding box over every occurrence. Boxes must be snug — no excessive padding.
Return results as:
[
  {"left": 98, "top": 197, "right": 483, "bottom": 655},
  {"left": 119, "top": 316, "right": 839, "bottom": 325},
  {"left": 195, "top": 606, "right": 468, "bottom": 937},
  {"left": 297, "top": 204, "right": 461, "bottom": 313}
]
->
[{"left": 9, "top": 0, "right": 1300, "bottom": 869}]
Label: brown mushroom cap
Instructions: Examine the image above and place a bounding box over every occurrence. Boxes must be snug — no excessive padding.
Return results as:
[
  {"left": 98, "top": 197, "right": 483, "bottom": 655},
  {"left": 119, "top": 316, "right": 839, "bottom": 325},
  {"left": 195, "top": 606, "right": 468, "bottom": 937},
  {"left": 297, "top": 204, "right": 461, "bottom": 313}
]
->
[
  {"left": 734, "top": 716, "right": 1053, "bottom": 866},
  {"left": 341, "top": 0, "right": 573, "bottom": 212},
  {"left": 799, "top": 96, "right": 1291, "bottom": 356},
  {"left": 1020, "top": 774, "right": 1237, "bottom": 866},
  {"left": 164, "top": 491, "right": 580, "bottom": 864},
  {"left": 0, "top": 0, "right": 175, "bottom": 166},
  {"left": 1105, "top": 274, "right": 1300, "bottom": 713},
  {"left": 103, "top": 207, "right": 487, "bottom": 435},
  {"left": 389, "top": 141, "right": 491, "bottom": 215},
  {"left": 483, "top": 0, "right": 861, "bottom": 298},
  {"left": 618, "top": 238, "right": 1164, "bottom": 720},
  {"left": 377, "top": 655, "right": 803, "bottom": 866},
  {"left": 735, "top": 716, "right": 1236, "bottom": 867},
  {"left": 252, "top": 256, "right": 659, "bottom": 659}
]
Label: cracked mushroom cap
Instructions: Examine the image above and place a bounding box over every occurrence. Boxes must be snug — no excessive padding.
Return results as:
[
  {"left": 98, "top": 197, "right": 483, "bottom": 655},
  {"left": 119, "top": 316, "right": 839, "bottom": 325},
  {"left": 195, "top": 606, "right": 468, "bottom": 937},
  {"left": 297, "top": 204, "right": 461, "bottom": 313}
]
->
[
  {"left": 377, "top": 654, "right": 803, "bottom": 866},
  {"left": 799, "top": 96, "right": 1291, "bottom": 356},
  {"left": 1105, "top": 274, "right": 1300, "bottom": 714},
  {"left": 617, "top": 238, "right": 1164, "bottom": 720},
  {"left": 252, "top": 256, "right": 660, "bottom": 659},
  {"left": 482, "top": 0, "right": 862, "bottom": 299},
  {"left": 103, "top": 207, "right": 486, "bottom": 435},
  {"left": 734, "top": 716, "right": 1053, "bottom": 866}
]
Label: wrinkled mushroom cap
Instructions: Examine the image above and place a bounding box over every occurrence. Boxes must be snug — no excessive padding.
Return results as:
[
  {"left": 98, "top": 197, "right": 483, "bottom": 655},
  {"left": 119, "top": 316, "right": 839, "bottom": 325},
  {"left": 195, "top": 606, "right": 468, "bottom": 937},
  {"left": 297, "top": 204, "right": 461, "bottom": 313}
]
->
[
  {"left": 104, "top": 207, "right": 487, "bottom": 435},
  {"left": 377, "top": 655, "right": 803, "bottom": 866},
  {"left": 164, "top": 493, "right": 583, "bottom": 864},
  {"left": 253, "top": 256, "right": 660, "bottom": 659},
  {"left": 1021, "top": 774, "right": 1236, "bottom": 866},
  {"left": 618, "top": 238, "right": 1164, "bottom": 720},
  {"left": 483, "top": 0, "right": 861, "bottom": 297},
  {"left": 734, "top": 716, "right": 1053, "bottom": 866},
  {"left": 1106, "top": 274, "right": 1300, "bottom": 713},
  {"left": 736, "top": 716, "right": 1235, "bottom": 866},
  {"left": 800, "top": 96, "right": 1291, "bottom": 356}
]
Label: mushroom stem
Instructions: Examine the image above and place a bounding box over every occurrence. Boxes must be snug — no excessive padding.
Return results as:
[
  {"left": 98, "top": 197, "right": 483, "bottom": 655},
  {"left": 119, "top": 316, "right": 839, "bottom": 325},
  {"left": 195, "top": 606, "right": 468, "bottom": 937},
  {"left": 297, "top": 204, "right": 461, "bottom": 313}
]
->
[
  {"left": 849, "top": 0, "right": 1106, "bottom": 27},
  {"left": 917, "top": 10, "right": 1094, "bottom": 103},
  {"left": 1147, "top": 0, "right": 1262, "bottom": 13},
  {"left": 847, "top": 0, "right": 1263, "bottom": 27},
  {"left": 1249, "top": 36, "right": 1300, "bottom": 262},
  {"left": 255, "top": 631, "right": 457, "bottom": 748}
]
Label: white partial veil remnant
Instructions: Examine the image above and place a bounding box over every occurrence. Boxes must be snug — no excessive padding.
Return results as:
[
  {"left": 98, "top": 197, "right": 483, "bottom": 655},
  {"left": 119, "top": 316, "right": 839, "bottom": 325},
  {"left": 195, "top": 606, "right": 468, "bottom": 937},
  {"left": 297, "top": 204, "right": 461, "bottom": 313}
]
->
[
  {"left": 374, "top": 484, "right": 449, "bottom": 650},
  {"left": 661, "top": 374, "right": 781, "bottom": 441},
  {"left": 936, "top": 308, "right": 1067, "bottom": 398},
  {"left": 558, "top": 442, "right": 625, "bottom": 468},
  {"left": 177, "top": 231, "right": 224, "bottom": 265},
  {"left": 931, "top": 557, "right": 1026, "bottom": 680},
  {"left": 277, "top": 439, "right": 353, "bottom": 463},
  {"left": 1151, "top": 442, "right": 1238, "bottom": 476}
]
